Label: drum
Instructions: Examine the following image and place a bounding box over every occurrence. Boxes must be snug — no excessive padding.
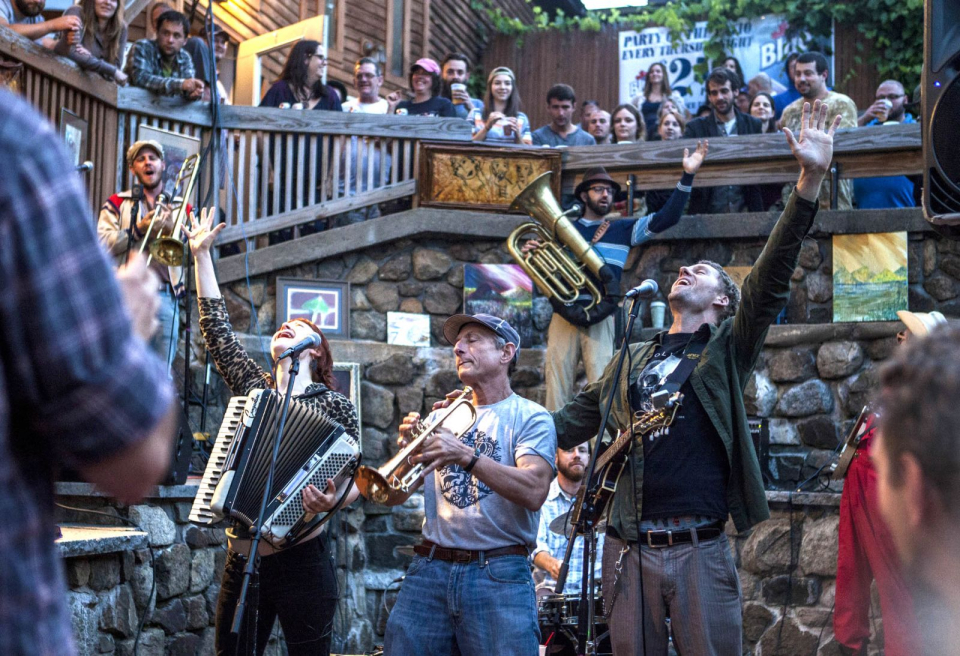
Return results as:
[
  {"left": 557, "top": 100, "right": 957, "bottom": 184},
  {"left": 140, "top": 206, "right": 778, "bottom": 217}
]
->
[{"left": 537, "top": 593, "right": 610, "bottom": 656}]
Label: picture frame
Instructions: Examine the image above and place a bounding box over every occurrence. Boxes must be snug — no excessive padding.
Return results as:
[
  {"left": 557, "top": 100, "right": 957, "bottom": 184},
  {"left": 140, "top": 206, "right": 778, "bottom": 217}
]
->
[
  {"left": 59, "top": 108, "right": 88, "bottom": 168},
  {"left": 332, "top": 362, "right": 362, "bottom": 442},
  {"left": 387, "top": 312, "right": 431, "bottom": 347},
  {"left": 418, "top": 143, "right": 562, "bottom": 212},
  {"left": 276, "top": 278, "right": 350, "bottom": 338},
  {"left": 137, "top": 124, "right": 202, "bottom": 199},
  {"left": 463, "top": 263, "right": 536, "bottom": 348}
]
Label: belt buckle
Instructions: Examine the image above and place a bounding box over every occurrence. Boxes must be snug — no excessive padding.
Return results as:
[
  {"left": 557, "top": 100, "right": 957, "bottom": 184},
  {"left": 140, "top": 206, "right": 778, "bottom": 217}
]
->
[
  {"left": 646, "top": 530, "right": 673, "bottom": 549},
  {"left": 454, "top": 550, "right": 473, "bottom": 563}
]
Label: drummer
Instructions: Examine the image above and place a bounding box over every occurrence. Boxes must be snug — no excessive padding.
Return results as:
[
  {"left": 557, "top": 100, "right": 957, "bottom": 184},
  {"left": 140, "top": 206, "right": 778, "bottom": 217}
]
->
[{"left": 533, "top": 444, "right": 604, "bottom": 594}]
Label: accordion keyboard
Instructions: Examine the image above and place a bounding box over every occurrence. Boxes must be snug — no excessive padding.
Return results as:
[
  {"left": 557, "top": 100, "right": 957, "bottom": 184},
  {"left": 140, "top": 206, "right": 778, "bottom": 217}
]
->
[{"left": 188, "top": 395, "right": 247, "bottom": 525}]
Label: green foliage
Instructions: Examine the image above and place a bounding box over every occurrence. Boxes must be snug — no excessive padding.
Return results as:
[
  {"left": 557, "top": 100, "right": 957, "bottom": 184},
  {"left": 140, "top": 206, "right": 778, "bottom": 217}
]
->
[{"left": 474, "top": 0, "right": 922, "bottom": 86}]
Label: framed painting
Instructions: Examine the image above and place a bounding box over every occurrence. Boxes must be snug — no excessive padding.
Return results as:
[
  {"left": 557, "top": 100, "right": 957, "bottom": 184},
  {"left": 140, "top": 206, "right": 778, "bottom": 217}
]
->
[
  {"left": 332, "top": 362, "right": 361, "bottom": 441},
  {"left": 833, "top": 232, "right": 908, "bottom": 322},
  {"left": 137, "top": 124, "right": 202, "bottom": 199},
  {"left": 387, "top": 312, "right": 431, "bottom": 347},
  {"left": 59, "top": 109, "right": 88, "bottom": 168},
  {"left": 463, "top": 263, "right": 535, "bottom": 348},
  {"left": 276, "top": 278, "right": 350, "bottom": 337},
  {"left": 418, "top": 143, "right": 562, "bottom": 211}
]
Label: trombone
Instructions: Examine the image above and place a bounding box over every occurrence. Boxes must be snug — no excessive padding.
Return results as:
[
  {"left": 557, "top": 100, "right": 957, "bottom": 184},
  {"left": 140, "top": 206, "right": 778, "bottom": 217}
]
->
[{"left": 138, "top": 153, "right": 200, "bottom": 267}]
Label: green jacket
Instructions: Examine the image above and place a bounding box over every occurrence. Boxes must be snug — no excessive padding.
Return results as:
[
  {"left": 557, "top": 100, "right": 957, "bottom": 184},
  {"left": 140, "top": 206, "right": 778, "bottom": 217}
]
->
[{"left": 553, "top": 190, "right": 819, "bottom": 540}]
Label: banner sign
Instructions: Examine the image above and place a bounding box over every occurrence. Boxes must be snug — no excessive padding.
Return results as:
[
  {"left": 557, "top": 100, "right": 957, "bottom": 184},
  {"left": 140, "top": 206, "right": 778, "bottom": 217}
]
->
[{"left": 618, "top": 16, "right": 831, "bottom": 114}]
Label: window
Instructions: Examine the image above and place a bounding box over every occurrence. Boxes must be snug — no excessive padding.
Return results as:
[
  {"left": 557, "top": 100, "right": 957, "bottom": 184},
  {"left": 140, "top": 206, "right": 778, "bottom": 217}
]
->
[{"left": 388, "top": 0, "right": 405, "bottom": 78}]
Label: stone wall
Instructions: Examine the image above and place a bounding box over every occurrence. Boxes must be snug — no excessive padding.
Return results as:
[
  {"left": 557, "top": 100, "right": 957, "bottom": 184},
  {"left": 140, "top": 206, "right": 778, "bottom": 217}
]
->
[
  {"left": 57, "top": 485, "right": 234, "bottom": 656},
  {"left": 160, "top": 225, "right": 958, "bottom": 653}
]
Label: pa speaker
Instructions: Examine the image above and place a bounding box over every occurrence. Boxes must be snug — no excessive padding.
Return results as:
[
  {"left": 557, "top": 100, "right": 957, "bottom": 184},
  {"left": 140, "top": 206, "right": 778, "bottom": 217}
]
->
[{"left": 922, "top": 0, "right": 960, "bottom": 225}]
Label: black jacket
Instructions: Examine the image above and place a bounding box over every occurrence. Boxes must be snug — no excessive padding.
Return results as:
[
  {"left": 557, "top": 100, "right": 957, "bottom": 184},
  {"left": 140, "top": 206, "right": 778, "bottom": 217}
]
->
[{"left": 683, "top": 109, "right": 764, "bottom": 214}]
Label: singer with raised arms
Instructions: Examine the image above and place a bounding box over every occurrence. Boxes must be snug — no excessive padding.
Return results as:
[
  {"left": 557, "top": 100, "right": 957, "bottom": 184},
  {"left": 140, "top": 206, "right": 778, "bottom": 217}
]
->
[
  {"left": 551, "top": 101, "right": 842, "bottom": 655},
  {"left": 184, "top": 209, "right": 360, "bottom": 656},
  {"left": 522, "top": 141, "right": 709, "bottom": 412}
]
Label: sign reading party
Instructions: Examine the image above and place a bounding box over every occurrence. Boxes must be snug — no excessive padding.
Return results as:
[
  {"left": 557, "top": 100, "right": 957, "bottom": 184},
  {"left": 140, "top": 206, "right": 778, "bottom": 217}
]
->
[{"left": 618, "top": 16, "right": 831, "bottom": 113}]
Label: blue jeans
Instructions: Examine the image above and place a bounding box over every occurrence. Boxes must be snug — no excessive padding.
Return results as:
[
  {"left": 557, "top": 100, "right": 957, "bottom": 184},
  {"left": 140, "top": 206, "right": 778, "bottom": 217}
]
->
[
  {"left": 150, "top": 287, "right": 179, "bottom": 371},
  {"left": 385, "top": 554, "right": 539, "bottom": 656}
]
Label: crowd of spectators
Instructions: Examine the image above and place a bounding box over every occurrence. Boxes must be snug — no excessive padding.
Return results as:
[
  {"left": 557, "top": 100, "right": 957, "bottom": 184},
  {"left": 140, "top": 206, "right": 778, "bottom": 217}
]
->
[{"left": 0, "top": 3, "right": 922, "bottom": 215}]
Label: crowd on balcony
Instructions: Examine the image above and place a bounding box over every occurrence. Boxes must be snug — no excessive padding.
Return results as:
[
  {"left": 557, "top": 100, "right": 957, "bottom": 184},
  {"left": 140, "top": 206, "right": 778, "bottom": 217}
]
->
[{"left": 0, "top": 0, "right": 920, "bottom": 215}]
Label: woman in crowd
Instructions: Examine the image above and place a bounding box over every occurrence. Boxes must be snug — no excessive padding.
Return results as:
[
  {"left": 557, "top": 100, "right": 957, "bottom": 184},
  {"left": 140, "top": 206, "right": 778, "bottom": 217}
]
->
[
  {"left": 721, "top": 55, "right": 746, "bottom": 90},
  {"left": 387, "top": 58, "right": 456, "bottom": 117},
  {"left": 750, "top": 91, "right": 783, "bottom": 210},
  {"left": 630, "top": 62, "right": 672, "bottom": 138},
  {"left": 55, "top": 0, "right": 127, "bottom": 84},
  {"left": 644, "top": 109, "right": 686, "bottom": 213},
  {"left": 185, "top": 209, "right": 359, "bottom": 656},
  {"left": 260, "top": 40, "right": 342, "bottom": 111},
  {"left": 469, "top": 66, "right": 531, "bottom": 144},
  {"left": 610, "top": 103, "right": 645, "bottom": 144}
]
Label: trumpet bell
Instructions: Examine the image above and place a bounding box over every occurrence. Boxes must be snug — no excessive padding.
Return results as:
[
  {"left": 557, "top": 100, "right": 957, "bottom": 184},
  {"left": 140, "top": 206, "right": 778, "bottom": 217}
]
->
[
  {"left": 354, "top": 468, "right": 408, "bottom": 506},
  {"left": 150, "top": 237, "right": 185, "bottom": 267}
]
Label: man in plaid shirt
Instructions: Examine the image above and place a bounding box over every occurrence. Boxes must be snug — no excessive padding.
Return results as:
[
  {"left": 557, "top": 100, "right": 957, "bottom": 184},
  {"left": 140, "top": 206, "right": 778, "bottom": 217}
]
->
[
  {"left": 125, "top": 9, "right": 204, "bottom": 99},
  {"left": 533, "top": 444, "right": 604, "bottom": 594},
  {"left": 0, "top": 90, "right": 178, "bottom": 654}
]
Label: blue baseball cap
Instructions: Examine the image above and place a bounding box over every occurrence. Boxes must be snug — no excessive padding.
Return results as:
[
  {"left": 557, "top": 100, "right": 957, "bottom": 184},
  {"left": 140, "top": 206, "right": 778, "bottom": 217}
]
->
[{"left": 442, "top": 313, "right": 521, "bottom": 362}]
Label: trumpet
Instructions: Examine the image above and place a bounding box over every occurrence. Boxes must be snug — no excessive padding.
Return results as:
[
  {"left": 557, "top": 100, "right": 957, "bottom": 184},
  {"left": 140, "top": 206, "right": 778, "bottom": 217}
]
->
[
  {"left": 138, "top": 153, "right": 200, "bottom": 267},
  {"left": 505, "top": 171, "right": 607, "bottom": 310},
  {"left": 355, "top": 388, "right": 477, "bottom": 506}
]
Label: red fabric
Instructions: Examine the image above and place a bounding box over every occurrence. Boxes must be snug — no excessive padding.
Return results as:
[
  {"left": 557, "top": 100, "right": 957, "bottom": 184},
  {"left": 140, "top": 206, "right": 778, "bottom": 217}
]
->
[{"left": 835, "top": 417, "right": 920, "bottom": 655}]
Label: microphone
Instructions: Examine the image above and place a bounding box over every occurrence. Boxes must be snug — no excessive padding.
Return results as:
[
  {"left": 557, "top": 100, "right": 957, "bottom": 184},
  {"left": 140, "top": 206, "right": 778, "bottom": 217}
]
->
[
  {"left": 624, "top": 279, "right": 659, "bottom": 299},
  {"left": 277, "top": 333, "right": 322, "bottom": 361},
  {"left": 75, "top": 161, "right": 94, "bottom": 173}
]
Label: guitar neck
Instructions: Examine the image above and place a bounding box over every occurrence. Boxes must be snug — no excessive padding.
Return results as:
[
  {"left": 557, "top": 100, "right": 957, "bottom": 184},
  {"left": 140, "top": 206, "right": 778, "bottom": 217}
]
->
[{"left": 595, "top": 428, "right": 633, "bottom": 471}]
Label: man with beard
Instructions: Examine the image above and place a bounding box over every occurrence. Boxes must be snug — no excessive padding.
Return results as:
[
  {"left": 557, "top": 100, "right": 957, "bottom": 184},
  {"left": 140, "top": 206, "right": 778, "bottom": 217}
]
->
[
  {"left": 533, "top": 444, "right": 605, "bottom": 594},
  {"left": 98, "top": 140, "right": 188, "bottom": 369},
  {"left": 780, "top": 51, "right": 857, "bottom": 209},
  {"left": 125, "top": 9, "right": 204, "bottom": 99},
  {"left": 384, "top": 313, "right": 556, "bottom": 655},
  {"left": 0, "top": 0, "right": 80, "bottom": 48},
  {"left": 552, "top": 101, "right": 842, "bottom": 655},
  {"left": 853, "top": 80, "right": 917, "bottom": 209},
  {"left": 683, "top": 67, "right": 765, "bottom": 214},
  {"left": 440, "top": 53, "right": 483, "bottom": 119},
  {"left": 874, "top": 325, "right": 960, "bottom": 656},
  {"left": 588, "top": 110, "right": 613, "bottom": 145},
  {"left": 526, "top": 142, "right": 707, "bottom": 412}
]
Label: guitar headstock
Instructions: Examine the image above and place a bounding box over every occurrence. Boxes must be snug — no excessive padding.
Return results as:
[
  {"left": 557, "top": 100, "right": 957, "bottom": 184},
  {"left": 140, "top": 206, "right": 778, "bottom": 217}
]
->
[{"left": 634, "top": 392, "right": 684, "bottom": 434}]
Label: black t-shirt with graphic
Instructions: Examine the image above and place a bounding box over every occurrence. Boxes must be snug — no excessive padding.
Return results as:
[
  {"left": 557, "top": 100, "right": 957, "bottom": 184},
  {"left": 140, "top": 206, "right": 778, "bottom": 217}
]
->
[
  {"left": 630, "top": 332, "right": 730, "bottom": 521},
  {"left": 394, "top": 96, "right": 457, "bottom": 117}
]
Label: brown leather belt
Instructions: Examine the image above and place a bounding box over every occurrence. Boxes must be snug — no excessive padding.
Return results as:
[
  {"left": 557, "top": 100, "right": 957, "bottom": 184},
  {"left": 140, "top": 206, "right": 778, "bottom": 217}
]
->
[{"left": 414, "top": 540, "right": 529, "bottom": 563}]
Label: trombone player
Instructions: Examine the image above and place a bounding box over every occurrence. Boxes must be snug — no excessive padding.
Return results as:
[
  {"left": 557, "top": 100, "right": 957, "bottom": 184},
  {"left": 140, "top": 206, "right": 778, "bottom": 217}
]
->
[
  {"left": 98, "top": 140, "right": 188, "bottom": 369},
  {"left": 381, "top": 313, "right": 557, "bottom": 656}
]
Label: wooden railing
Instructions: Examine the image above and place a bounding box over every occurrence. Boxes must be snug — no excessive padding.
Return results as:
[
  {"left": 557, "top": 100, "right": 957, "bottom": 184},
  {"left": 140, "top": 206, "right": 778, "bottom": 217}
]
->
[{"left": 1, "top": 29, "right": 472, "bottom": 249}]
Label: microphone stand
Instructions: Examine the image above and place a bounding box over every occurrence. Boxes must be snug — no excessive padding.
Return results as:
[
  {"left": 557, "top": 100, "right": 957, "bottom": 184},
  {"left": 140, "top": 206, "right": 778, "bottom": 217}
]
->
[
  {"left": 555, "top": 293, "right": 643, "bottom": 656},
  {"left": 230, "top": 356, "right": 301, "bottom": 654}
]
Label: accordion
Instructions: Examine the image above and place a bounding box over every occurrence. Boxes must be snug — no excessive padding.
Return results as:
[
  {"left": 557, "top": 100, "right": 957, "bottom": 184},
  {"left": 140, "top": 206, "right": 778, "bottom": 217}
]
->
[{"left": 189, "top": 389, "right": 360, "bottom": 549}]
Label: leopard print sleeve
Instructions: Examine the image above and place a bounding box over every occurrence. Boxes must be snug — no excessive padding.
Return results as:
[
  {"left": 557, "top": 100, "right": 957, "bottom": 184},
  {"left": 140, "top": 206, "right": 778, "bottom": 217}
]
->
[
  {"left": 198, "top": 296, "right": 275, "bottom": 396},
  {"left": 316, "top": 390, "right": 361, "bottom": 443}
]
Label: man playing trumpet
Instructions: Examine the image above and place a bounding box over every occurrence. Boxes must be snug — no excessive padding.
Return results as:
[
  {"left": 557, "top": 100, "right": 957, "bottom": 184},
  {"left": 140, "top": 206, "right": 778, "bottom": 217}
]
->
[
  {"left": 98, "top": 140, "right": 186, "bottom": 369},
  {"left": 382, "top": 313, "right": 556, "bottom": 655}
]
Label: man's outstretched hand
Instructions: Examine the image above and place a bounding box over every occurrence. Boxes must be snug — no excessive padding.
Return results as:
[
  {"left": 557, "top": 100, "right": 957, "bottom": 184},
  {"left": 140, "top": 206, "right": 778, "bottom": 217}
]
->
[{"left": 783, "top": 100, "right": 843, "bottom": 202}]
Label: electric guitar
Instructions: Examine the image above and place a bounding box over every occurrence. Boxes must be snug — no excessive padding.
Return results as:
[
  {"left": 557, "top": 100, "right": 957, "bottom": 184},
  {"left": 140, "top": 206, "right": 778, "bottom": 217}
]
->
[
  {"left": 569, "top": 392, "right": 683, "bottom": 531},
  {"left": 831, "top": 406, "right": 874, "bottom": 480}
]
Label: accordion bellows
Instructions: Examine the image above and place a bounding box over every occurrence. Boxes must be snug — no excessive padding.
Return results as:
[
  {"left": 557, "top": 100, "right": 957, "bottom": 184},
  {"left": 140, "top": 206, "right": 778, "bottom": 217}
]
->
[{"left": 189, "top": 389, "right": 361, "bottom": 549}]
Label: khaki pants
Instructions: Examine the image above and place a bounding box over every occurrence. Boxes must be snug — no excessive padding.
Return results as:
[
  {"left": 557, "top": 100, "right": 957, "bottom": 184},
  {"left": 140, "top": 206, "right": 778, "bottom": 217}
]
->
[{"left": 544, "top": 313, "right": 615, "bottom": 411}]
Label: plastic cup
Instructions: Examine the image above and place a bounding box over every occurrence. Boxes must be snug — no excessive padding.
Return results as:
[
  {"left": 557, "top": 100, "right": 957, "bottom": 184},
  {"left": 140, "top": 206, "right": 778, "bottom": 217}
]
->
[
  {"left": 876, "top": 98, "right": 892, "bottom": 123},
  {"left": 451, "top": 83, "right": 467, "bottom": 105},
  {"left": 650, "top": 301, "right": 667, "bottom": 329}
]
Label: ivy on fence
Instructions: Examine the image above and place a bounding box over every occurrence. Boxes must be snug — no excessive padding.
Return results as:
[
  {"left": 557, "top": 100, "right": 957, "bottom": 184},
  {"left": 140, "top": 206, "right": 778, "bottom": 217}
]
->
[{"left": 471, "top": 0, "right": 923, "bottom": 87}]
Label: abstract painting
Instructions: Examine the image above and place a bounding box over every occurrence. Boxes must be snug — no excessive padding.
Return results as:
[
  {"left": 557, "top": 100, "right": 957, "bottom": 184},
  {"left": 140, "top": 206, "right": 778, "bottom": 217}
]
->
[
  {"left": 463, "top": 264, "right": 535, "bottom": 347},
  {"left": 387, "top": 312, "right": 431, "bottom": 347},
  {"left": 833, "top": 232, "right": 908, "bottom": 322},
  {"left": 276, "top": 278, "right": 350, "bottom": 337}
]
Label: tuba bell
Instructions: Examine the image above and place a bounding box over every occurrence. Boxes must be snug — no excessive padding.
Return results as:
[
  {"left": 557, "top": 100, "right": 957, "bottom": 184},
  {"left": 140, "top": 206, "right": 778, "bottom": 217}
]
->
[
  {"left": 355, "top": 388, "right": 477, "bottom": 506},
  {"left": 505, "top": 172, "right": 607, "bottom": 310}
]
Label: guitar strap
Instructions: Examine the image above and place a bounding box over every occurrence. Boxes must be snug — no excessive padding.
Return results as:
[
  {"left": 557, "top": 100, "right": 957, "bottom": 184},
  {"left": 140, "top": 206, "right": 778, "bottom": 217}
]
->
[{"left": 649, "top": 333, "right": 708, "bottom": 409}]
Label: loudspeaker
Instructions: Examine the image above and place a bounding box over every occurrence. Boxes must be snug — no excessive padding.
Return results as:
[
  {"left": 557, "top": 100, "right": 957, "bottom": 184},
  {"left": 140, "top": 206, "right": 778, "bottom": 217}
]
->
[
  {"left": 163, "top": 410, "right": 194, "bottom": 486},
  {"left": 922, "top": 0, "right": 960, "bottom": 225}
]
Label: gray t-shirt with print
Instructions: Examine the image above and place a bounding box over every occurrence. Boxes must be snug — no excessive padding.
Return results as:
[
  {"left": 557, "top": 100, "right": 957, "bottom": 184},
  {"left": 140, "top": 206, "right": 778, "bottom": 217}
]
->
[{"left": 422, "top": 393, "right": 557, "bottom": 550}]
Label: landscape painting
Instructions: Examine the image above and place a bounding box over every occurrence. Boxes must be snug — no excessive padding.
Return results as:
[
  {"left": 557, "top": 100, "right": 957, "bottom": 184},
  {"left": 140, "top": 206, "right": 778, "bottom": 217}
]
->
[
  {"left": 833, "top": 232, "right": 908, "bottom": 322},
  {"left": 463, "top": 264, "right": 535, "bottom": 347}
]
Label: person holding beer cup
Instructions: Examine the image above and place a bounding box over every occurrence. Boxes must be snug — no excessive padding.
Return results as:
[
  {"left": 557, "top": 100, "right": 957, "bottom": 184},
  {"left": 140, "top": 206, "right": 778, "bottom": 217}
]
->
[{"left": 468, "top": 66, "right": 531, "bottom": 145}]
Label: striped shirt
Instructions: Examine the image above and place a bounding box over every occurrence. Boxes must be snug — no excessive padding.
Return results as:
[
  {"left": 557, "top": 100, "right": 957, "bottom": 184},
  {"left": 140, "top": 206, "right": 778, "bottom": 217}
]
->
[{"left": 533, "top": 478, "right": 605, "bottom": 594}]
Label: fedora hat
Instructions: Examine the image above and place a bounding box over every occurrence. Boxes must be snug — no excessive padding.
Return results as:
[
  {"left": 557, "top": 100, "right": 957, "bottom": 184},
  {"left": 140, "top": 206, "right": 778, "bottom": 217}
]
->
[{"left": 574, "top": 167, "right": 621, "bottom": 199}]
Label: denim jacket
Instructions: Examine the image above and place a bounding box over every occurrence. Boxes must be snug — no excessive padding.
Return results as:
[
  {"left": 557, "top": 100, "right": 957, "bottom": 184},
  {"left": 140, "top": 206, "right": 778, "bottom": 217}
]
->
[{"left": 553, "top": 190, "right": 819, "bottom": 540}]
